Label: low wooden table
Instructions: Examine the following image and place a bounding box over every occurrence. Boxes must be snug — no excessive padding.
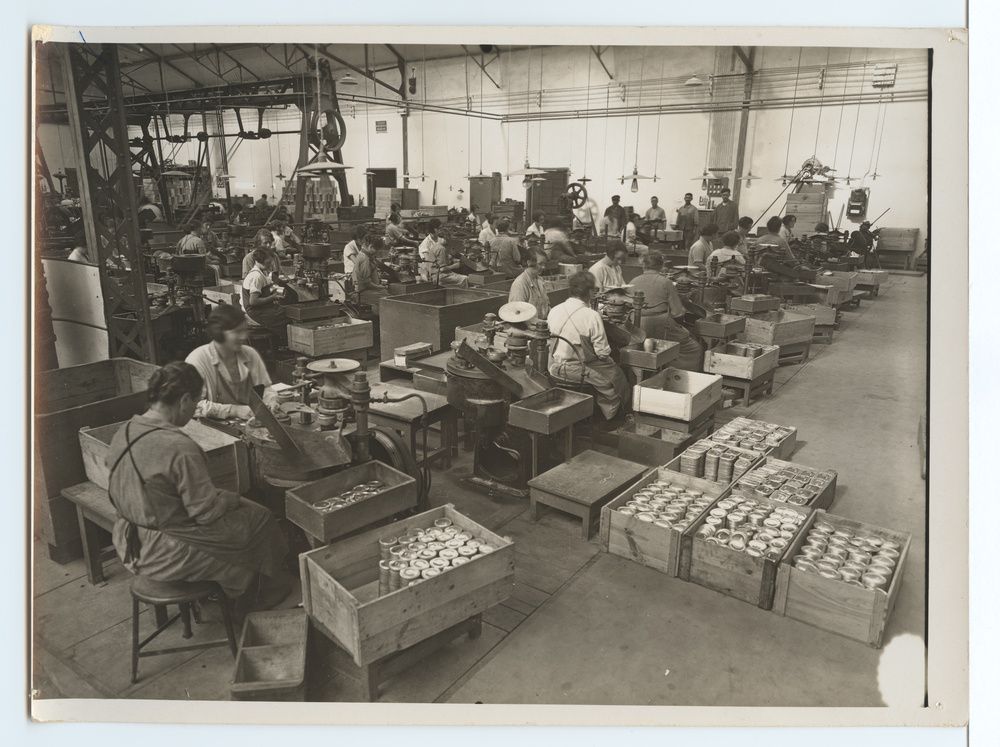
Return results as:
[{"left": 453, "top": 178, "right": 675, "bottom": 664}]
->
[
  {"left": 722, "top": 369, "right": 776, "bottom": 408},
  {"left": 61, "top": 481, "right": 117, "bottom": 586},
  {"left": 528, "top": 451, "right": 646, "bottom": 539},
  {"left": 368, "top": 383, "right": 458, "bottom": 469}
]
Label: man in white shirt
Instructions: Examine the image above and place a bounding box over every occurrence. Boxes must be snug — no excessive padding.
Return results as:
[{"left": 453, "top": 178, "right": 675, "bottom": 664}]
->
[
  {"left": 707, "top": 231, "right": 747, "bottom": 278},
  {"left": 478, "top": 214, "right": 497, "bottom": 249},
  {"left": 644, "top": 196, "right": 667, "bottom": 235},
  {"left": 342, "top": 225, "right": 368, "bottom": 275},
  {"left": 688, "top": 225, "right": 718, "bottom": 266},
  {"left": 525, "top": 211, "right": 545, "bottom": 239},
  {"left": 418, "top": 219, "right": 443, "bottom": 262},
  {"left": 589, "top": 241, "right": 628, "bottom": 292},
  {"left": 547, "top": 271, "right": 629, "bottom": 420},
  {"left": 624, "top": 212, "right": 649, "bottom": 256}
]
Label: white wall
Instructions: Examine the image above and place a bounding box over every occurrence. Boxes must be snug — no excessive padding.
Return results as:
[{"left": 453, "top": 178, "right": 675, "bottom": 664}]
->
[{"left": 38, "top": 45, "right": 928, "bottom": 240}]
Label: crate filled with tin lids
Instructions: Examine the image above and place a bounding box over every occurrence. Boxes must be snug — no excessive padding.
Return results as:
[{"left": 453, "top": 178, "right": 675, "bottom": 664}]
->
[
  {"left": 678, "top": 492, "right": 813, "bottom": 609},
  {"left": 599, "top": 466, "right": 731, "bottom": 578},
  {"left": 772, "top": 511, "right": 911, "bottom": 648},
  {"left": 707, "top": 416, "right": 797, "bottom": 460},
  {"left": 299, "top": 504, "right": 514, "bottom": 673},
  {"left": 659, "top": 439, "right": 763, "bottom": 494},
  {"left": 731, "top": 457, "right": 838, "bottom": 510}
]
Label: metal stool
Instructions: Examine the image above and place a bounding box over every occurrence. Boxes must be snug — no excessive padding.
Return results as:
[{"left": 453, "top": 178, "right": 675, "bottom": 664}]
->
[{"left": 130, "top": 577, "right": 238, "bottom": 684}]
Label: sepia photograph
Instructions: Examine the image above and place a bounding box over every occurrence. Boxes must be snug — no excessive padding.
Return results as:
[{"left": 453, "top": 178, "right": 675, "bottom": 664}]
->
[{"left": 27, "top": 24, "right": 967, "bottom": 727}]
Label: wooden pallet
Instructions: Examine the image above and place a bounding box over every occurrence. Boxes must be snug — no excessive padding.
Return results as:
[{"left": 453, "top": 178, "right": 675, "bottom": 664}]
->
[
  {"left": 722, "top": 369, "right": 776, "bottom": 409},
  {"left": 812, "top": 325, "right": 835, "bottom": 345},
  {"left": 778, "top": 341, "right": 811, "bottom": 366}
]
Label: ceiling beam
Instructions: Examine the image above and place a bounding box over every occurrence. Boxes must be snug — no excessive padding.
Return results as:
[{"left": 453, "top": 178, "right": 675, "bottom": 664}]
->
[
  {"left": 314, "top": 44, "right": 401, "bottom": 97},
  {"left": 124, "top": 44, "right": 205, "bottom": 88},
  {"left": 384, "top": 44, "right": 404, "bottom": 64},
  {"left": 461, "top": 45, "right": 501, "bottom": 89},
  {"left": 170, "top": 44, "right": 231, "bottom": 84},
  {"left": 734, "top": 46, "right": 752, "bottom": 70},
  {"left": 214, "top": 45, "right": 264, "bottom": 82},
  {"left": 591, "top": 46, "right": 613, "bottom": 81}
]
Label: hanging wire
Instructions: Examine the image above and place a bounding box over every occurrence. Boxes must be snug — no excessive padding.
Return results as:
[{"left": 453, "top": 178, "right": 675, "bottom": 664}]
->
[
  {"left": 744, "top": 47, "right": 764, "bottom": 182},
  {"left": 620, "top": 55, "right": 632, "bottom": 180},
  {"left": 503, "top": 46, "right": 510, "bottom": 176},
  {"left": 652, "top": 55, "right": 665, "bottom": 180},
  {"left": 782, "top": 47, "right": 804, "bottom": 178},
  {"left": 813, "top": 48, "right": 831, "bottom": 157},
  {"left": 421, "top": 45, "right": 427, "bottom": 178},
  {"left": 632, "top": 50, "right": 646, "bottom": 169},
  {"left": 872, "top": 95, "right": 891, "bottom": 177},
  {"left": 846, "top": 50, "right": 870, "bottom": 180},
  {"left": 537, "top": 48, "right": 543, "bottom": 166},
  {"left": 831, "top": 48, "right": 853, "bottom": 171},
  {"left": 464, "top": 51, "right": 471, "bottom": 176},
  {"left": 524, "top": 46, "right": 532, "bottom": 165},
  {"left": 479, "top": 51, "right": 484, "bottom": 175},
  {"left": 582, "top": 48, "right": 592, "bottom": 179},
  {"left": 602, "top": 84, "right": 610, "bottom": 186},
  {"left": 864, "top": 98, "right": 884, "bottom": 178}
]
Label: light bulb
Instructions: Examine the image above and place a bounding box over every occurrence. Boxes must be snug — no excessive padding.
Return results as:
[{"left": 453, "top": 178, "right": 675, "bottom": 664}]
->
[
  {"left": 522, "top": 176, "right": 531, "bottom": 188},
  {"left": 630, "top": 178, "right": 639, "bottom": 193}
]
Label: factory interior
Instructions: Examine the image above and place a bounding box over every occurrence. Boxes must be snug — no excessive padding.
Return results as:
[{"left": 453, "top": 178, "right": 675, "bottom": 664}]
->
[{"left": 32, "top": 41, "right": 929, "bottom": 706}]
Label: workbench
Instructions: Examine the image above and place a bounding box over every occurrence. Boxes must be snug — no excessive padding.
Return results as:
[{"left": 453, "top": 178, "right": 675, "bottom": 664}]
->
[{"left": 368, "top": 383, "right": 458, "bottom": 469}]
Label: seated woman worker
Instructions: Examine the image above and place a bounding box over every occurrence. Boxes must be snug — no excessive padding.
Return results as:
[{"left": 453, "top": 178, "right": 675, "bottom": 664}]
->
[
  {"left": 106, "top": 362, "right": 294, "bottom": 610},
  {"left": 185, "top": 304, "right": 277, "bottom": 420}
]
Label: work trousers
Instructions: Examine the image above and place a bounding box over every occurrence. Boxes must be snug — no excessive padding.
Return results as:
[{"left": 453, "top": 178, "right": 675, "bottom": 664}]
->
[{"left": 549, "top": 358, "right": 629, "bottom": 420}]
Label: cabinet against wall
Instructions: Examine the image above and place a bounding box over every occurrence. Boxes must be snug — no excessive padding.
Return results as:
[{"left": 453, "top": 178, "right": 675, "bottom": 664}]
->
[
  {"left": 525, "top": 168, "right": 570, "bottom": 221},
  {"left": 468, "top": 172, "right": 502, "bottom": 214}
]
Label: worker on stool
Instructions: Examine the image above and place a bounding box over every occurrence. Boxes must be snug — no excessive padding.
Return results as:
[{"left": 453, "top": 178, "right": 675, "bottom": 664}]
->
[
  {"left": 241, "top": 229, "right": 280, "bottom": 277},
  {"left": 547, "top": 271, "right": 629, "bottom": 421},
  {"left": 508, "top": 251, "right": 551, "bottom": 319},
  {"left": 107, "top": 362, "right": 294, "bottom": 612},
  {"left": 241, "top": 248, "right": 288, "bottom": 328},
  {"left": 353, "top": 236, "right": 388, "bottom": 312},
  {"left": 589, "top": 240, "right": 628, "bottom": 292},
  {"left": 185, "top": 304, "right": 274, "bottom": 421},
  {"left": 424, "top": 228, "right": 469, "bottom": 287},
  {"left": 630, "top": 252, "right": 704, "bottom": 371}
]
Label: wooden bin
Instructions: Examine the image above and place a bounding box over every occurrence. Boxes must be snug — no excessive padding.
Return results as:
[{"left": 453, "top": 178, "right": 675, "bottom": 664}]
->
[
  {"left": 508, "top": 388, "right": 594, "bottom": 435},
  {"left": 678, "top": 494, "right": 814, "bottom": 609},
  {"left": 772, "top": 511, "right": 911, "bottom": 647},
  {"left": 287, "top": 317, "right": 374, "bottom": 357},
  {"left": 300, "top": 504, "right": 514, "bottom": 668},
  {"left": 632, "top": 368, "right": 723, "bottom": 422},
  {"left": 694, "top": 313, "right": 747, "bottom": 339},
  {"left": 728, "top": 295, "right": 781, "bottom": 314},
  {"left": 35, "top": 358, "right": 159, "bottom": 558},
  {"left": 599, "top": 467, "right": 731, "bottom": 577},
  {"left": 742, "top": 310, "right": 816, "bottom": 347},
  {"left": 616, "top": 422, "right": 695, "bottom": 466},
  {"left": 231, "top": 609, "right": 309, "bottom": 701},
  {"left": 731, "top": 457, "right": 838, "bottom": 511},
  {"left": 786, "top": 303, "right": 837, "bottom": 327},
  {"left": 707, "top": 417, "right": 798, "bottom": 461},
  {"left": 285, "top": 460, "right": 419, "bottom": 544},
  {"left": 618, "top": 340, "right": 681, "bottom": 371},
  {"left": 660, "top": 440, "right": 764, "bottom": 494},
  {"left": 703, "top": 343, "right": 779, "bottom": 381},
  {"left": 78, "top": 419, "right": 249, "bottom": 494}
]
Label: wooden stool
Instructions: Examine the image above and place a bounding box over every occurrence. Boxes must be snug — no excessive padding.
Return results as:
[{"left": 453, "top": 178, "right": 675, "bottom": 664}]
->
[
  {"left": 722, "top": 369, "right": 775, "bottom": 408},
  {"left": 130, "top": 577, "right": 238, "bottom": 684},
  {"left": 246, "top": 327, "right": 275, "bottom": 359}
]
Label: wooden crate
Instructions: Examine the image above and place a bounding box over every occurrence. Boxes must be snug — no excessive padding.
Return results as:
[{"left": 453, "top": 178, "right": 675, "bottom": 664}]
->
[
  {"left": 660, "top": 440, "right": 764, "bottom": 494},
  {"left": 679, "top": 494, "right": 814, "bottom": 609},
  {"left": 742, "top": 310, "right": 816, "bottom": 347},
  {"left": 707, "top": 416, "right": 797, "bottom": 460},
  {"left": 694, "top": 313, "right": 747, "bottom": 339},
  {"left": 508, "top": 388, "right": 594, "bottom": 435},
  {"left": 78, "top": 419, "right": 249, "bottom": 494},
  {"left": 35, "top": 359, "right": 160, "bottom": 558},
  {"left": 232, "top": 609, "right": 309, "bottom": 701},
  {"left": 703, "top": 343, "right": 779, "bottom": 381},
  {"left": 616, "top": 422, "right": 695, "bottom": 466},
  {"left": 632, "top": 368, "right": 723, "bottom": 422},
  {"left": 599, "top": 467, "right": 731, "bottom": 577},
  {"left": 786, "top": 303, "right": 837, "bottom": 327},
  {"left": 855, "top": 269, "right": 889, "bottom": 287},
  {"left": 284, "top": 461, "right": 419, "bottom": 544},
  {"left": 300, "top": 504, "right": 514, "bottom": 667},
  {"left": 287, "top": 317, "right": 374, "bottom": 357},
  {"left": 772, "top": 510, "right": 911, "bottom": 647},
  {"left": 728, "top": 295, "right": 781, "bottom": 314},
  {"left": 619, "top": 340, "right": 681, "bottom": 371},
  {"left": 732, "top": 457, "right": 837, "bottom": 511}
]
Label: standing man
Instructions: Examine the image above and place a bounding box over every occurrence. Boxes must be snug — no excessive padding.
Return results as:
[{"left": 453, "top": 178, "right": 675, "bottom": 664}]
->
[
  {"left": 604, "top": 195, "right": 627, "bottom": 237},
  {"left": 676, "top": 192, "right": 700, "bottom": 250},
  {"left": 589, "top": 240, "right": 628, "bottom": 292},
  {"left": 688, "top": 225, "right": 718, "bottom": 267},
  {"left": 547, "top": 271, "right": 629, "bottom": 420},
  {"left": 508, "top": 251, "right": 551, "bottom": 319},
  {"left": 491, "top": 218, "right": 523, "bottom": 279},
  {"left": 644, "top": 196, "right": 667, "bottom": 237},
  {"left": 712, "top": 187, "right": 739, "bottom": 234}
]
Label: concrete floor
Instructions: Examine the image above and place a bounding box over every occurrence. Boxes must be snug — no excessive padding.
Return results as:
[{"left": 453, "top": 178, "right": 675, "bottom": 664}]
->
[{"left": 32, "top": 275, "right": 927, "bottom": 705}]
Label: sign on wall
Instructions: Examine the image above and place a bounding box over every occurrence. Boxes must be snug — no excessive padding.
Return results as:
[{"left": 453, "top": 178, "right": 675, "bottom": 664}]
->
[{"left": 375, "top": 120, "right": 388, "bottom": 134}]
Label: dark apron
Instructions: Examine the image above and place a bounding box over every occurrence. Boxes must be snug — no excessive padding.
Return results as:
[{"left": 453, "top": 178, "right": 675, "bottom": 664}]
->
[{"left": 241, "top": 269, "right": 285, "bottom": 327}]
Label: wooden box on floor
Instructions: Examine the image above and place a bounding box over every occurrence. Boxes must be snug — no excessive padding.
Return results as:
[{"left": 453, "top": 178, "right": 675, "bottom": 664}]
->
[
  {"left": 287, "top": 317, "right": 374, "bottom": 357},
  {"left": 300, "top": 504, "right": 514, "bottom": 670},
  {"left": 78, "top": 419, "right": 249, "bottom": 494},
  {"left": 703, "top": 343, "right": 779, "bottom": 380},
  {"left": 786, "top": 303, "right": 838, "bottom": 327},
  {"left": 733, "top": 457, "right": 837, "bottom": 511},
  {"left": 35, "top": 358, "right": 159, "bottom": 559},
  {"left": 678, "top": 495, "right": 813, "bottom": 609},
  {"left": 632, "top": 368, "right": 723, "bottom": 422},
  {"left": 599, "top": 467, "right": 732, "bottom": 577},
  {"left": 378, "top": 288, "right": 507, "bottom": 362},
  {"left": 660, "top": 441, "right": 764, "bottom": 494},
  {"left": 742, "top": 310, "right": 816, "bottom": 347},
  {"left": 231, "top": 609, "right": 309, "bottom": 701},
  {"left": 707, "top": 416, "right": 798, "bottom": 461},
  {"left": 694, "top": 313, "right": 746, "bottom": 339},
  {"left": 616, "top": 422, "right": 695, "bottom": 465},
  {"left": 772, "top": 511, "right": 911, "bottom": 647},
  {"left": 284, "top": 460, "right": 418, "bottom": 544}
]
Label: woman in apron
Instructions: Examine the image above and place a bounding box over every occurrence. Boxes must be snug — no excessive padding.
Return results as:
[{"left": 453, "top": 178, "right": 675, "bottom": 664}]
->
[
  {"left": 185, "top": 304, "right": 274, "bottom": 420},
  {"left": 241, "top": 248, "right": 287, "bottom": 329},
  {"left": 106, "top": 362, "right": 292, "bottom": 608}
]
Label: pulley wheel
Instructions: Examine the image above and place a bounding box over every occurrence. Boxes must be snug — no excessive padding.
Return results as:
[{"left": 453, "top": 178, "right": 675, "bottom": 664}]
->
[{"left": 566, "top": 182, "right": 588, "bottom": 210}]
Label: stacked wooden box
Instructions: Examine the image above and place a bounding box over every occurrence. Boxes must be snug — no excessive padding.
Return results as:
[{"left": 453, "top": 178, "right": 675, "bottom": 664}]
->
[
  {"left": 875, "top": 227, "right": 920, "bottom": 270},
  {"left": 784, "top": 186, "right": 828, "bottom": 236},
  {"left": 231, "top": 610, "right": 309, "bottom": 701},
  {"left": 703, "top": 342, "right": 779, "bottom": 381},
  {"left": 286, "top": 317, "right": 374, "bottom": 357},
  {"left": 742, "top": 310, "right": 816, "bottom": 348},
  {"left": 374, "top": 187, "right": 419, "bottom": 219}
]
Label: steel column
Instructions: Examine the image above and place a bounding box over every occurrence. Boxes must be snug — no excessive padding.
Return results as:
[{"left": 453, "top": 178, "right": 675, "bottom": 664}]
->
[
  {"left": 61, "top": 42, "right": 156, "bottom": 363},
  {"left": 732, "top": 47, "right": 756, "bottom": 207}
]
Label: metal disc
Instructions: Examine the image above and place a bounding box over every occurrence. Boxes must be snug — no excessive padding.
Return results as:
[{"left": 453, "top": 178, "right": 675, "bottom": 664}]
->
[
  {"left": 306, "top": 357, "right": 362, "bottom": 374},
  {"left": 498, "top": 301, "right": 537, "bottom": 324}
]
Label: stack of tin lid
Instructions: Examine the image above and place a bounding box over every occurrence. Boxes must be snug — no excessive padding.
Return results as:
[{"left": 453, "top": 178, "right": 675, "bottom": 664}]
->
[
  {"left": 695, "top": 495, "right": 806, "bottom": 559},
  {"left": 614, "top": 479, "right": 714, "bottom": 531},
  {"left": 709, "top": 417, "right": 796, "bottom": 454},
  {"left": 725, "top": 341, "right": 771, "bottom": 359},
  {"left": 312, "top": 481, "right": 386, "bottom": 514},
  {"left": 791, "top": 519, "right": 901, "bottom": 590},
  {"left": 674, "top": 440, "right": 755, "bottom": 483},
  {"left": 734, "top": 462, "right": 836, "bottom": 507},
  {"left": 377, "top": 517, "right": 495, "bottom": 595}
]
